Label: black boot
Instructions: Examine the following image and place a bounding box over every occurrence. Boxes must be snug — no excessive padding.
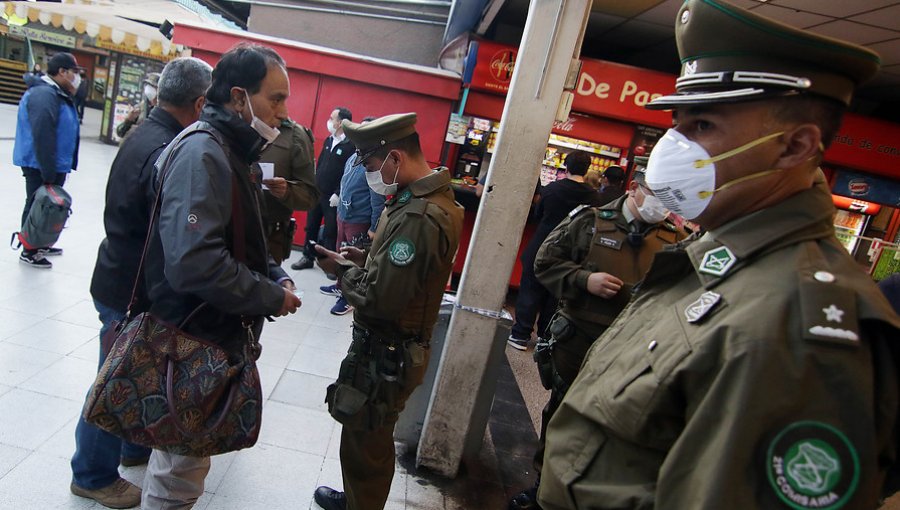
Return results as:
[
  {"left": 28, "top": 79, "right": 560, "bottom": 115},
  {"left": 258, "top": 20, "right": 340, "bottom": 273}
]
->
[
  {"left": 313, "top": 486, "right": 347, "bottom": 510},
  {"left": 509, "top": 485, "right": 542, "bottom": 510},
  {"left": 291, "top": 255, "right": 314, "bottom": 270}
]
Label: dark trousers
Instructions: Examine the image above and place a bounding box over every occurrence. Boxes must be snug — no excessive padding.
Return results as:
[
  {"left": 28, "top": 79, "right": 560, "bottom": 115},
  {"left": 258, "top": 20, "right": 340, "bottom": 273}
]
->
[
  {"left": 303, "top": 196, "right": 338, "bottom": 255},
  {"left": 21, "top": 167, "right": 67, "bottom": 244},
  {"left": 511, "top": 252, "right": 557, "bottom": 340}
]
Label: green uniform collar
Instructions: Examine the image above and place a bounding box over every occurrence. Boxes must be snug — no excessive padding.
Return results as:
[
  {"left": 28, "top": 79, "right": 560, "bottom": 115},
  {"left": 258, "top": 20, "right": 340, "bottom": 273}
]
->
[
  {"left": 687, "top": 173, "right": 835, "bottom": 284},
  {"left": 387, "top": 167, "right": 452, "bottom": 207}
]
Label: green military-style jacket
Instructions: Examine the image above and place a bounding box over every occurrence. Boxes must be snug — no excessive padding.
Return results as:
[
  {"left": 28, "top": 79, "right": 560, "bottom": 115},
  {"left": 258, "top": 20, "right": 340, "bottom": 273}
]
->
[
  {"left": 539, "top": 177, "right": 900, "bottom": 510},
  {"left": 258, "top": 119, "right": 319, "bottom": 222},
  {"left": 536, "top": 196, "right": 685, "bottom": 338},
  {"left": 338, "top": 168, "right": 463, "bottom": 342}
]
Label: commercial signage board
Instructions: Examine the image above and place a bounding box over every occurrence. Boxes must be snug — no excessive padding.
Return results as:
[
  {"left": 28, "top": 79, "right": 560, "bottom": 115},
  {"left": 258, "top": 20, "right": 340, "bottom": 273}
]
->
[
  {"left": 9, "top": 24, "right": 76, "bottom": 48},
  {"left": 469, "top": 40, "right": 675, "bottom": 128},
  {"left": 831, "top": 169, "right": 900, "bottom": 208}
]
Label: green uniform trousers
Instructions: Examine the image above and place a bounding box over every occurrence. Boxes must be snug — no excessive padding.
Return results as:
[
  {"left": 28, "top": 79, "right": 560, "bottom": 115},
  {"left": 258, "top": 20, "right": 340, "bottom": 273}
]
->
[
  {"left": 339, "top": 348, "right": 429, "bottom": 510},
  {"left": 534, "top": 318, "right": 607, "bottom": 474}
]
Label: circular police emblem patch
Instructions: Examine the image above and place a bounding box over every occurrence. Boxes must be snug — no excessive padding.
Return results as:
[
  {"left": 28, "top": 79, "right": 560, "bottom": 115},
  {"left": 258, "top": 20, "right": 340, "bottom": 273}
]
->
[
  {"left": 398, "top": 189, "right": 413, "bottom": 204},
  {"left": 388, "top": 237, "right": 415, "bottom": 266},
  {"left": 766, "top": 421, "right": 859, "bottom": 510}
]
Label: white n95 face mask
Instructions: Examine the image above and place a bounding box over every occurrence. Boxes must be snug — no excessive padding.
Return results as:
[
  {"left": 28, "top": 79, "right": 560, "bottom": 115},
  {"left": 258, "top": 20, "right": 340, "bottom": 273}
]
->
[
  {"left": 241, "top": 89, "right": 280, "bottom": 145},
  {"left": 645, "top": 129, "right": 783, "bottom": 220}
]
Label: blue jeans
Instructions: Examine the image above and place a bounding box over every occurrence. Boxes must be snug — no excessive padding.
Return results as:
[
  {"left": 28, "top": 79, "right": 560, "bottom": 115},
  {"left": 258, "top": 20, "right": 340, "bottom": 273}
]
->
[{"left": 70, "top": 299, "right": 151, "bottom": 489}]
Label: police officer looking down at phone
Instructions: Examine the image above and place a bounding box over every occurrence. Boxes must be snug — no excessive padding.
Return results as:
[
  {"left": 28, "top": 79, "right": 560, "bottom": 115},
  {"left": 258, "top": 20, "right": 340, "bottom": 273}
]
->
[
  {"left": 312, "top": 113, "right": 463, "bottom": 510},
  {"left": 509, "top": 168, "right": 686, "bottom": 510},
  {"left": 538, "top": 1, "right": 900, "bottom": 508}
]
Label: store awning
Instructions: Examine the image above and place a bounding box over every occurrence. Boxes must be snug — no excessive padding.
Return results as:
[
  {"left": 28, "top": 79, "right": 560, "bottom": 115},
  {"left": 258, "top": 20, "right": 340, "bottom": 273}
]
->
[{"left": 1, "top": 0, "right": 232, "bottom": 59}]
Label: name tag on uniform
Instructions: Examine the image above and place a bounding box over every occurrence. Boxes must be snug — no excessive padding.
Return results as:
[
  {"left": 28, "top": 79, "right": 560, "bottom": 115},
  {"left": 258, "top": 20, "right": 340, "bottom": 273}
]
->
[{"left": 599, "top": 236, "right": 622, "bottom": 250}]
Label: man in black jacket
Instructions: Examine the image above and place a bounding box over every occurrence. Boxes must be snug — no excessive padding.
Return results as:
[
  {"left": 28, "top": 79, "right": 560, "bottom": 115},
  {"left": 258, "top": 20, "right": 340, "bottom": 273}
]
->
[
  {"left": 141, "top": 43, "right": 301, "bottom": 509},
  {"left": 292, "top": 106, "right": 355, "bottom": 269},
  {"left": 70, "top": 57, "right": 212, "bottom": 510}
]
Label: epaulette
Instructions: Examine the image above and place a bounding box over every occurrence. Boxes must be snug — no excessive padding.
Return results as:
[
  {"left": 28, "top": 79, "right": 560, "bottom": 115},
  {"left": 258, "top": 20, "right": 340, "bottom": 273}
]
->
[
  {"left": 568, "top": 204, "right": 591, "bottom": 218},
  {"left": 800, "top": 270, "right": 861, "bottom": 347}
]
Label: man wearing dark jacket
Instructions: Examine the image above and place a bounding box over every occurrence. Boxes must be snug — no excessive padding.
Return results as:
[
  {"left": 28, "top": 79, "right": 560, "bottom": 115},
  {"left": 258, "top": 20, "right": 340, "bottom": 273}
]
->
[
  {"left": 140, "top": 43, "right": 300, "bottom": 509},
  {"left": 69, "top": 58, "right": 212, "bottom": 509},
  {"left": 508, "top": 151, "right": 604, "bottom": 350},
  {"left": 595, "top": 165, "right": 626, "bottom": 206},
  {"left": 292, "top": 106, "right": 355, "bottom": 269},
  {"left": 13, "top": 52, "right": 81, "bottom": 268}
]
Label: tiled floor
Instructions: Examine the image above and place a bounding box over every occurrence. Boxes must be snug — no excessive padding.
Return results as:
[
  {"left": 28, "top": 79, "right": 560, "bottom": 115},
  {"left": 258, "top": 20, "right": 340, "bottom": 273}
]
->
[{"left": 0, "top": 104, "right": 510, "bottom": 509}]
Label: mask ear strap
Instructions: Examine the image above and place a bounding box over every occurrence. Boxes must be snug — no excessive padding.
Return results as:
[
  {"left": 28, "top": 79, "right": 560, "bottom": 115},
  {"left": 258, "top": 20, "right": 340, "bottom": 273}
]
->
[
  {"left": 698, "top": 168, "right": 783, "bottom": 199},
  {"left": 694, "top": 131, "right": 784, "bottom": 169}
]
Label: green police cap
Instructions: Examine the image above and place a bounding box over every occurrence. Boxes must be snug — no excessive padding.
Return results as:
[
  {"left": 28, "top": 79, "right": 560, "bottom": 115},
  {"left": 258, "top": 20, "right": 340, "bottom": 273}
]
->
[
  {"left": 646, "top": 0, "right": 881, "bottom": 110},
  {"left": 343, "top": 113, "right": 418, "bottom": 165}
]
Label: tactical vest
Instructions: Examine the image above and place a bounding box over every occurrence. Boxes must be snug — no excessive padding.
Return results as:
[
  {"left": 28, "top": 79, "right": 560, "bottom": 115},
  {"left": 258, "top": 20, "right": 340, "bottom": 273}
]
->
[{"left": 561, "top": 207, "right": 683, "bottom": 327}]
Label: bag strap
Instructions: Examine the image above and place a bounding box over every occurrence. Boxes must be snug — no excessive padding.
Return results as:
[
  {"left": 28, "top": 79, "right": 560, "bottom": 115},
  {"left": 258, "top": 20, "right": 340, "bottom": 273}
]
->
[{"left": 123, "top": 127, "right": 218, "bottom": 319}]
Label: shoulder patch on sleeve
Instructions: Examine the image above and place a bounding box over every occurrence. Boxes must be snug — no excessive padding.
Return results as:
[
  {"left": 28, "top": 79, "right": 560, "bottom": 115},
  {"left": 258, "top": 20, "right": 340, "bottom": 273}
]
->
[
  {"left": 800, "top": 274, "right": 860, "bottom": 346},
  {"left": 766, "top": 420, "right": 859, "bottom": 509},
  {"left": 388, "top": 237, "right": 416, "bottom": 267},
  {"left": 568, "top": 204, "right": 590, "bottom": 218}
]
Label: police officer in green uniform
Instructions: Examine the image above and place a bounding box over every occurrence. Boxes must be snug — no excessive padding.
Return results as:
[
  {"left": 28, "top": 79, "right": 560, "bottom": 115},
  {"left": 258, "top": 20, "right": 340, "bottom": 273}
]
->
[
  {"left": 258, "top": 118, "right": 319, "bottom": 263},
  {"left": 539, "top": 1, "right": 900, "bottom": 509},
  {"left": 312, "top": 113, "right": 464, "bottom": 510},
  {"left": 510, "top": 170, "right": 687, "bottom": 510}
]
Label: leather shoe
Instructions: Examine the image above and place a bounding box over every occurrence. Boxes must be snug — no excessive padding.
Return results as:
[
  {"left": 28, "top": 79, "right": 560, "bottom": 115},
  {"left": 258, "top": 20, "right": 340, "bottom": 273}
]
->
[
  {"left": 509, "top": 486, "right": 542, "bottom": 510},
  {"left": 291, "top": 255, "right": 314, "bottom": 270},
  {"left": 71, "top": 478, "right": 141, "bottom": 509},
  {"left": 314, "top": 486, "right": 347, "bottom": 510}
]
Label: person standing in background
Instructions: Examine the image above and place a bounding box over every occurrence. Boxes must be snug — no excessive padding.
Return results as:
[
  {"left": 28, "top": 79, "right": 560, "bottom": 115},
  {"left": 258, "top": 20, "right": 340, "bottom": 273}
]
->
[
  {"left": 595, "top": 165, "right": 626, "bottom": 205},
  {"left": 116, "top": 73, "right": 159, "bottom": 140},
  {"left": 508, "top": 150, "right": 603, "bottom": 350},
  {"left": 75, "top": 70, "right": 89, "bottom": 123},
  {"left": 319, "top": 116, "right": 386, "bottom": 316},
  {"left": 13, "top": 52, "right": 81, "bottom": 269},
  {"left": 509, "top": 170, "right": 686, "bottom": 510},
  {"left": 292, "top": 106, "right": 355, "bottom": 270},
  {"left": 258, "top": 119, "right": 320, "bottom": 264}
]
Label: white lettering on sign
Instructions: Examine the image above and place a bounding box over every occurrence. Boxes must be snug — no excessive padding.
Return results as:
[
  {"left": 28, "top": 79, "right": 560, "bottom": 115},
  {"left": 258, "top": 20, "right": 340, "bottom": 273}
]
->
[{"left": 577, "top": 73, "right": 664, "bottom": 107}]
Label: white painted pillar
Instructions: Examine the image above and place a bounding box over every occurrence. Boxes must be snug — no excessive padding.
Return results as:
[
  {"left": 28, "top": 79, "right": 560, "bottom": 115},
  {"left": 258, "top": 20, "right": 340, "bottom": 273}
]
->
[{"left": 417, "top": 0, "right": 593, "bottom": 478}]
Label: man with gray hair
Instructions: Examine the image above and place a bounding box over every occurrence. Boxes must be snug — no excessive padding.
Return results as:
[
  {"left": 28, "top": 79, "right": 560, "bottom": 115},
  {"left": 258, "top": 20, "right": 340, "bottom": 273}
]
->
[{"left": 70, "top": 56, "right": 212, "bottom": 509}]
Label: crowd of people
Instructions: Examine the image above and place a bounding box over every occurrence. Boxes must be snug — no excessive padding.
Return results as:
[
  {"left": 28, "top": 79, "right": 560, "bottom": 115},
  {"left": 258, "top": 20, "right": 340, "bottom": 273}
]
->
[{"left": 9, "top": 0, "right": 900, "bottom": 509}]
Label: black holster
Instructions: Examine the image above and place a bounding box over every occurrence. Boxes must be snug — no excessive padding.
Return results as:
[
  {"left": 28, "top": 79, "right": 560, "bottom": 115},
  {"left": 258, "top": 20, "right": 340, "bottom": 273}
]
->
[{"left": 325, "top": 325, "right": 418, "bottom": 431}]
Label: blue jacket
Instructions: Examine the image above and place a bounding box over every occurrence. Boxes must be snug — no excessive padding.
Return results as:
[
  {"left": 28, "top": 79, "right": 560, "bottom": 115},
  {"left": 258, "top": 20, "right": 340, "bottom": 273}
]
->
[
  {"left": 13, "top": 77, "right": 80, "bottom": 182},
  {"left": 337, "top": 158, "right": 385, "bottom": 228}
]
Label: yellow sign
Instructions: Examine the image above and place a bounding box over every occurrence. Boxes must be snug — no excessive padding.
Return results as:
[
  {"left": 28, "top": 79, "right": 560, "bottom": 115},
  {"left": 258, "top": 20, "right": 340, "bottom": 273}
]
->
[{"left": 93, "top": 39, "right": 172, "bottom": 62}]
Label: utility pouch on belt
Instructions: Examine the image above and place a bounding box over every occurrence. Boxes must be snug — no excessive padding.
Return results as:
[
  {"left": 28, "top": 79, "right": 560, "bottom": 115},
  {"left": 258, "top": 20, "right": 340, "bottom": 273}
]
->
[
  {"left": 283, "top": 218, "right": 297, "bottom": 261},
  {"left": 533, "top": 338, "right": 555, "bottom": 391},
  {"left": 325, "top": 325, "right": 410, "bottom": 431}
]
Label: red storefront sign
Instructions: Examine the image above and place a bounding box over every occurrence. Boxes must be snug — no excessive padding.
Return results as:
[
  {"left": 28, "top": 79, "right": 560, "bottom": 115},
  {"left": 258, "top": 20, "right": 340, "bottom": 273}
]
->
[
  {"left": 832, "top": 195, "right": 882, "bottom": 215},
  {"left": 574, "top": 59, "right": 675, "bottom": 129},
  {"left": 469, "top": 40, "right": 675, "bottom": 128},
  {"left": 469, "top": 40, "right": 517, "bottom": 94},
  {"left": 825, "top": 112, "right": 900, "bottom": 180}
]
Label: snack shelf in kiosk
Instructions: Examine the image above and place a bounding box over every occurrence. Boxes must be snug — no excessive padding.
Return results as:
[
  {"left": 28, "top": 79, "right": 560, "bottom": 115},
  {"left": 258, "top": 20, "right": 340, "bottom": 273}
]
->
[{"left": 541, "top": 134, "right": 624, "bottom": 186}]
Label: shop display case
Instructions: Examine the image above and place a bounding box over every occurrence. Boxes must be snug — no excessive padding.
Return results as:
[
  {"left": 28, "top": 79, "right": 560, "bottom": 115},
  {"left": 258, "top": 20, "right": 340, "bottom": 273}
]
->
[
  {"left": 540, "top": 134, "right": 623, "bottom": 186},
  {"left": 833, "top": 209, "right": 868, "bottom": 255}
]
